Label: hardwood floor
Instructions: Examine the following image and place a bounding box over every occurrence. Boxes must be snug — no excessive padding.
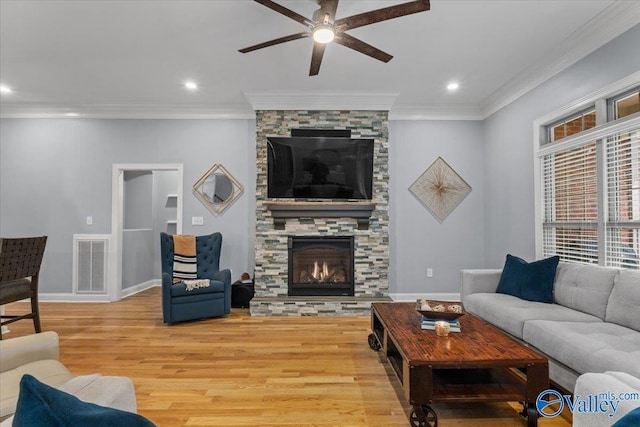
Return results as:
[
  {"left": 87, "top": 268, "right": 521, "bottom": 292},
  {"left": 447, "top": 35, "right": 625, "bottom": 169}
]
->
[{"left": 3, "top": 287, "right": 572, "bottom": 426}]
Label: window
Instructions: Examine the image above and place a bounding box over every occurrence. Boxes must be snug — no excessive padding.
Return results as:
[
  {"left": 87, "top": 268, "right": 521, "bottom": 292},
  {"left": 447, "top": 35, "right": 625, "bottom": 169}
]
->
[
  {"left": 548, "top": 108, "right": 596, "bottom": 143},
  {"left": 610, "top": 88, "right": 640, "bottom": 120},
  {"left": 536, "top": 82, "right": 640, "bottom": 270}
]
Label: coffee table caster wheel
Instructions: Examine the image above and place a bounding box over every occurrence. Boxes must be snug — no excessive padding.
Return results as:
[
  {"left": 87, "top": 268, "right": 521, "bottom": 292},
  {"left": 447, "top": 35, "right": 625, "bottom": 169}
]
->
[
  {"left": 520, "top": 403, "right": 539, "bottom": 427},
  {"left": 526, "top": 405, "right": 539, "bottom": 427},
  {"left": 367, "top": 333, "right": 381, "bottom": 351},
  {"left": 409, "top": 405, "right": 437, "bottom": 427}
]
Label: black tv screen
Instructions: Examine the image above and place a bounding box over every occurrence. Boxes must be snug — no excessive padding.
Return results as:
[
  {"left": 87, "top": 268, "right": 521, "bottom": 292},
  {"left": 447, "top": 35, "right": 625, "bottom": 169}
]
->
[{"left": 267, "top": 136, "right": 374, "bottom": 200}]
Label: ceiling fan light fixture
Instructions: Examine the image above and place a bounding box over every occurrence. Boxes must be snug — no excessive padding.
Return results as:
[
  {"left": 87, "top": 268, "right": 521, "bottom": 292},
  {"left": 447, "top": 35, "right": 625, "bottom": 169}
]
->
[{"left": 312, "top": 24, "right": 335, "bottom": 44}]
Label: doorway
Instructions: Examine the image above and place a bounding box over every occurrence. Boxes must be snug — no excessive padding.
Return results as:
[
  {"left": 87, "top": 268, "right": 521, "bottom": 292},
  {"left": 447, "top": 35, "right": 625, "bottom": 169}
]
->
[{"left": 110, "top": 164, "right": 183, "bottom": 302}]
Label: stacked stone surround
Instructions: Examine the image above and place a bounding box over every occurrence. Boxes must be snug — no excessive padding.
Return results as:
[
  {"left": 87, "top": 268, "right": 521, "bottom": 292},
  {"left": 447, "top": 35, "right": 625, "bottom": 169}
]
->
[{"left": 251, "top": 110, "right": 391, "bottom": 316}]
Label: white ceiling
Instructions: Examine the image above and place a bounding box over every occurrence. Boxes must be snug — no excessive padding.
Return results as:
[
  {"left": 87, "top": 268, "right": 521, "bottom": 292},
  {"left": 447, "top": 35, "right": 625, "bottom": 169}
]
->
[{"left": 1, "top": 0, "right": 639, "bottom": 119}]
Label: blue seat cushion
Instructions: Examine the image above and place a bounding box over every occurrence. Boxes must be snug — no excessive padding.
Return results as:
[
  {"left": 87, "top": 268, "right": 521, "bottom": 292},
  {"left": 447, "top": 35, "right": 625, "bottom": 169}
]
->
[
  {"left": 170, "top": 279, "right": 225, "bottom": 297},
  {"left": 12, "top": 374, "right": 155, "bottom": 427}
]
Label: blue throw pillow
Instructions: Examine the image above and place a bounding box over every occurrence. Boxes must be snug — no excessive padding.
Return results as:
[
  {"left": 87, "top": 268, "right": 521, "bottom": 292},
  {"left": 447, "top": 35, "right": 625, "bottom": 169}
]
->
[
  {"left": 612, "top": 406, "right": 640, "bottom": 427},
  {"left": 13, "top": 374, "right": 155, "bottom": 427},
  {"left": 496, "top": 254, "right": 560, "bottom": 303}
]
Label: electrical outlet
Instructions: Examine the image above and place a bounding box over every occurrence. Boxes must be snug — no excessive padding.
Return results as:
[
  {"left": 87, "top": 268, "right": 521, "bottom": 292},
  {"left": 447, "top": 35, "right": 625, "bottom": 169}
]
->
[
  {"left": 427, "top": 268, "right": 433, "bottom": 278},
  {"left": 192, "top": 216, "right": 204, "bottom": 226},
  {"left": 86, "top": 216, "right": 93, "bottom": 225}
]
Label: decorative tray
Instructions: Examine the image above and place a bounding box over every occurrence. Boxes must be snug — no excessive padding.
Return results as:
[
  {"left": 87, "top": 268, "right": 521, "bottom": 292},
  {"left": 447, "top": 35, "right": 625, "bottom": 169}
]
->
[{"left": 416, "top": 299, "right": 465, "bottom": 320}]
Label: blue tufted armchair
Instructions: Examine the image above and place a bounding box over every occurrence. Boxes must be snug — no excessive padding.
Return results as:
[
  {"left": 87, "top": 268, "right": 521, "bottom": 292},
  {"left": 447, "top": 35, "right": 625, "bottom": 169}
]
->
[{"left": 160, "top": 232, "right": 231, "bottom": 324}]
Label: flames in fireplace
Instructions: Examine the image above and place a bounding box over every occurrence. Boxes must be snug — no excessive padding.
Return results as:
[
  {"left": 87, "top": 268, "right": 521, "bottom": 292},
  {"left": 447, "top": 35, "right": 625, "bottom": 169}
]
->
[{"left": 300, "top": 260, "right": 347, "bottom": 284}]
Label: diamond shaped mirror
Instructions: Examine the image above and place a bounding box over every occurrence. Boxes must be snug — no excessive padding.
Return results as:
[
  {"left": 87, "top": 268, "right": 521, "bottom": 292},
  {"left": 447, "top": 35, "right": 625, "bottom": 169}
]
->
[{"left": 193, "top": 164, "right": 244, "bottom": 215}]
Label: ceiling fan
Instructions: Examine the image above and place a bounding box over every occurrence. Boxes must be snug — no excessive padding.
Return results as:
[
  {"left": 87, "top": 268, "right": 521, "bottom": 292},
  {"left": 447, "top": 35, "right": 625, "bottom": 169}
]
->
[{"left": 239, "top": 0, "right": 430, "bottom": 76}]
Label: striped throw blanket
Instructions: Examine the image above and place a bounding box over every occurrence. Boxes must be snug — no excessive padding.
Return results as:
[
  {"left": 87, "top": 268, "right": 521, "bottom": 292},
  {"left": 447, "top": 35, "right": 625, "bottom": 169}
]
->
[
  {"left": 172, "top": 235, "right": 197, "bottom": 284},
  {"left": 183, "top": 278, "right": 210, "bottom": 292}
]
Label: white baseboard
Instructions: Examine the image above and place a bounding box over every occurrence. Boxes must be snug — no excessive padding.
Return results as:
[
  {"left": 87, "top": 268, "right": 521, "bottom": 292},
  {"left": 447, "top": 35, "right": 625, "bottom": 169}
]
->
[
  {"left": 39, "top": 293, "right": 111, "bottom": 302},
  {"left": 389, "top": 293, "right": 461, "bottom": 302},
  {"left": 120, "top": 279, "right": 160, "bottom": 298},
  {"left": 39, "top": 280, "right": 160, "bottom": 302}
]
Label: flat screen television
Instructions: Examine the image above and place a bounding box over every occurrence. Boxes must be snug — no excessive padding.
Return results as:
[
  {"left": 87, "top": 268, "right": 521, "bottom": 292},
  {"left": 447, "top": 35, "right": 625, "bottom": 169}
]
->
[{"left": 267, "top": 136, "right": 374, "bottom": 200}]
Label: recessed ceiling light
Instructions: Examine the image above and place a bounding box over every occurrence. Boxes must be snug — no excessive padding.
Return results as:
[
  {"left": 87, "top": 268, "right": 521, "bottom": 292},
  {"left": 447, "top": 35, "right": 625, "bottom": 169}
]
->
[
  {"left": 447, "top": 82, "right": 460, "bottom": 91},
  {"left": 65, "top": 113, "right": 79, "bottom": 117},
  {"left": 184, "top": 81, "right": 198, "bottom": 91},
  {"left": 0, "top": 85, "right": 13, "bottom": 94}
]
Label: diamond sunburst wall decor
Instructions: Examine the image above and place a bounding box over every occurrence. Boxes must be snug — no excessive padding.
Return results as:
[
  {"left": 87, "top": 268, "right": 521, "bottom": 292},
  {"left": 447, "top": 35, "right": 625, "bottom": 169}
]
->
[{"left": 409, "top": 157, "right": 472, "bottom": 222}]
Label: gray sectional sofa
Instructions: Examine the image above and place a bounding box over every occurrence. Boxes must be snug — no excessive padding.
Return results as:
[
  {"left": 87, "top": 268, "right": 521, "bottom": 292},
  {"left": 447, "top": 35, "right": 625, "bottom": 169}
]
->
[{"left": 461, "top": 262, "right": 640, "bottom": 424}]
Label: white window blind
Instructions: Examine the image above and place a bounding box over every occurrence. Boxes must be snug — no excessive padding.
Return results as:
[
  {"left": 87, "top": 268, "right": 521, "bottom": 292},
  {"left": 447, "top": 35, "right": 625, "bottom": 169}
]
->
[
  {"left": 606, "top": 127, "right": 640, "bottom": 268},
  {"left": 539, "top": 116, "right": 640, "bottom": 269},
  {"left": 542, "top": 141, "right": 598, "bottom": 263}
]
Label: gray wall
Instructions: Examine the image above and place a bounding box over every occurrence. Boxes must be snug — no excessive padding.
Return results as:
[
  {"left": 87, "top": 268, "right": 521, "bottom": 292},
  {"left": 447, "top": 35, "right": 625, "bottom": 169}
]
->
[
  {"left": 0, "top": 119, "right": 256, "bottom": 294},
  {"left": 122, "top": 230, "right": 154, "bottom": 289},
  {"left": 483, "top": 23, "right": 640, "bottom": 267},
  {"left": 122, "top": 168, "right": 155, "bottom": 289},
  {"left": 389, "top": 120, "right": 485, "bottom": 296},
  {"left": 152, "top": 170, "right": 178, "bottom": 279},
  {"left": 121, "top": 170, "right": 178, "bottom": 290},
  {"left": 123, "top": 171, "right": 152, "bottom": 230}
]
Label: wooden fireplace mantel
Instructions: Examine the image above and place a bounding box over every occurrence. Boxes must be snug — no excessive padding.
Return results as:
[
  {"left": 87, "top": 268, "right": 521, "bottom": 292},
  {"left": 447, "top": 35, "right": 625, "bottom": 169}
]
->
[{"left": 266, "top": 202, "right": 376, "bottom": 230}]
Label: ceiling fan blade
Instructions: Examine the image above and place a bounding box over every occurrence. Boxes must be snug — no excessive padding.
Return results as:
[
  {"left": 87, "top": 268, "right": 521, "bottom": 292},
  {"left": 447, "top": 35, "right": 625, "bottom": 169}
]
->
[
  {"left": 239, "top": 32, "right": 310, "bottom": 53},
  {"left": 254, "top": 0, "right": 312, "bottom": 26},
  {"left": 334, "top": 33, "right": 393, "bottom": 63},
  {"left": 319, "top": 0, "right": 339, "bottom": 23},
  {"left": 335, "top": 0, "right": 429, "bottom": 31},
  {"left": 309, "top": 42, "right": 326, "bottom": 76}
]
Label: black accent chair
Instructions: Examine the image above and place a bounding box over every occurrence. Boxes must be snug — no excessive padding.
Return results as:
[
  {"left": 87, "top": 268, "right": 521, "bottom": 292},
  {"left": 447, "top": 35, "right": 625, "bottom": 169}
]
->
[
  {"left": 160, "top": 232, "right": 231, "bottom": 324},
  {"left": 0, "top": 236, "right": 48, "bottom": 338}
]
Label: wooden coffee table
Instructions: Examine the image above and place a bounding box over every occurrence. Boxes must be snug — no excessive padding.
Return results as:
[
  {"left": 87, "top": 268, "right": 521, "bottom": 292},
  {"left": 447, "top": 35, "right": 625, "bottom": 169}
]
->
[{"left": 368, "top": 302, "right": 548, "bottom": 427}]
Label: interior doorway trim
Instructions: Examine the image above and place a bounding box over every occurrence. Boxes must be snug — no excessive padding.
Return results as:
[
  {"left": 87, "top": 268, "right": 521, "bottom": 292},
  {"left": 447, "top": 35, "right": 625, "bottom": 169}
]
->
[{"left": 110, "top": 163, "right": 183, "bottom": 302}]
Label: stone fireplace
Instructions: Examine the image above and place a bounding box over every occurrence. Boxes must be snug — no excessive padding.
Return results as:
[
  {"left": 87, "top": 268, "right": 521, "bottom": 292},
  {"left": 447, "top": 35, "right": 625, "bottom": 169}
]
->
[{"left": 251, "top": 110, "right": 391, "bottom": 316}]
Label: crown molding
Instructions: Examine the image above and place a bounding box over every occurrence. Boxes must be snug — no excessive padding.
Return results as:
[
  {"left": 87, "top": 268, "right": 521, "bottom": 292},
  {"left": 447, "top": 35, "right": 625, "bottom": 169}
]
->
[
  {"left": 0, "top": 104, "right": 255, "bottom": 119},
  {"left": 480, "top": 0, "right": 640, "bottom": 119},
  {"left": 244, "top": 91, "right": 398, "bottom": 111},
  {"left": 389, "top": 104, "right": 483, "bottom": 121},
  {"left": 0, "top": 100, "right": 483, "bottom": 121}
]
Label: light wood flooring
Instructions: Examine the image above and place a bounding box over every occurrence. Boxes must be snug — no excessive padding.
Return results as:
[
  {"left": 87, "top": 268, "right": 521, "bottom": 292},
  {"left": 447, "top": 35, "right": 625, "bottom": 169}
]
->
[{"left": 3, "top": 287, "right": 572, "bottom": 426}]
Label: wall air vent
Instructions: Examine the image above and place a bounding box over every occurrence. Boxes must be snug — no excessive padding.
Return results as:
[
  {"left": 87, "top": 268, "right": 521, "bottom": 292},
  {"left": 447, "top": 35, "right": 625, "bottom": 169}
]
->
[{"left": 73, "top": 234, "right": 110, "bottom": 294}]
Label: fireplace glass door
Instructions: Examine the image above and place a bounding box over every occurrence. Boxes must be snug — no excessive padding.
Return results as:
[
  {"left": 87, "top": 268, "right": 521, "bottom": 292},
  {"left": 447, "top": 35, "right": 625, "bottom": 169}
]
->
[{"left": 288, "top": 236, "right": 354, "bottom": 297}]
